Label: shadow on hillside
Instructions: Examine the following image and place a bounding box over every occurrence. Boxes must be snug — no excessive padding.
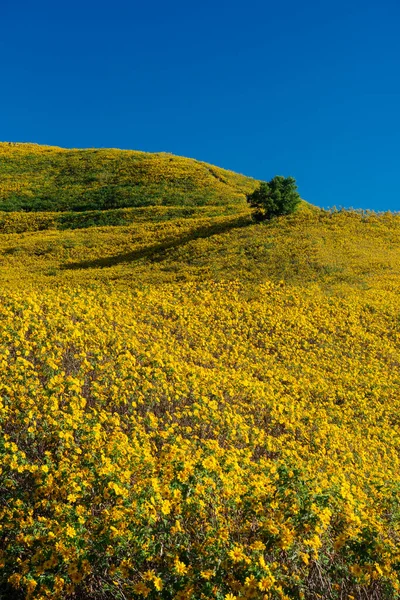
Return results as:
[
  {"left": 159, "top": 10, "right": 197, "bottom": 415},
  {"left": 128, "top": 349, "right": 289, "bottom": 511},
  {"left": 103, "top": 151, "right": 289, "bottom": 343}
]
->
[{"left": 63, "top": 215, "right": 252, "bottom": 270}]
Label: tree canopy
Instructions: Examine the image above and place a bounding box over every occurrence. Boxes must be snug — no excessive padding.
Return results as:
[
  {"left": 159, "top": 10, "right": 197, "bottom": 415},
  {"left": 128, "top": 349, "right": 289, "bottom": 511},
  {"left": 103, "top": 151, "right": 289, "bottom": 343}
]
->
[{"left": 246, "top": 176, "right": 301, "bottom": 221}]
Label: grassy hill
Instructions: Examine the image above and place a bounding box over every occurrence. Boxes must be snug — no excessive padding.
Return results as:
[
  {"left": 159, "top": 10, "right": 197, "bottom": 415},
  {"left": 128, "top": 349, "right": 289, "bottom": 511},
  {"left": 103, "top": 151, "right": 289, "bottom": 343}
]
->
[
  {"left": 0, "top": 201, "right": 396, "bottom": 291},
  {"left": 0, "top": 142, "right": 258, "bottom": 211},
  {"left": 1, "top": 147, "right": 400, "bottom": 600}
]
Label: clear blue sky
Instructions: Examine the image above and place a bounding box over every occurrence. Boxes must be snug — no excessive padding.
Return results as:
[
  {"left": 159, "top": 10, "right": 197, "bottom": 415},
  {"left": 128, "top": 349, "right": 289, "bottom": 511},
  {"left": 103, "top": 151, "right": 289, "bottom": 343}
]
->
[{"left": 1, "top": 0, "right": 400, "bottom": 211}]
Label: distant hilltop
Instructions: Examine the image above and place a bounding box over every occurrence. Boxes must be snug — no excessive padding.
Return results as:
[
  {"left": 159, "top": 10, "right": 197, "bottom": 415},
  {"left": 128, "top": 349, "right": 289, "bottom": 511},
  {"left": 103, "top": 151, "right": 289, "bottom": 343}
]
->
[{"left": 0, "top": 142, "right": 259, "bottom": 212}]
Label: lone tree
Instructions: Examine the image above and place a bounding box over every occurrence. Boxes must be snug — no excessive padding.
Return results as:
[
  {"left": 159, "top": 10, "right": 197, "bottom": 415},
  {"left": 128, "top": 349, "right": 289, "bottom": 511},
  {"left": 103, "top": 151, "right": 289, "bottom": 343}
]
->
[{"left": 247, "top": 176, "right": 301, "bottom": 221}]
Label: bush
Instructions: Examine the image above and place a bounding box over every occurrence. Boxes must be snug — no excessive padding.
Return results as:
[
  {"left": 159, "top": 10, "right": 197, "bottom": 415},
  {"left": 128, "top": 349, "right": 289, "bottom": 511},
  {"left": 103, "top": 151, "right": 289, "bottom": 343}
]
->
[{"left": 247, "top": 176, "right": 301, "bottom": 221}]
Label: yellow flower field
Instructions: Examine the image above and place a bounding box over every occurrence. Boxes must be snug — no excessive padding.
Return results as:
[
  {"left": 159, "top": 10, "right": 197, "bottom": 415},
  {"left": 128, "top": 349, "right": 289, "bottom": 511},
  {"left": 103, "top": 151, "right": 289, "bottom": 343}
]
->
[{"left": 1, "top": 204, "right": 400, "bottom": 599}]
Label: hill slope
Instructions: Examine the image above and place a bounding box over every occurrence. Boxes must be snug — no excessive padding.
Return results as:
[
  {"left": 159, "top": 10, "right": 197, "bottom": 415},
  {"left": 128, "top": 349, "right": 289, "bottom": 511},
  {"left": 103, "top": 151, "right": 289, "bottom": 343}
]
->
[
  {"left": 1, "top": 155, "right": 400, "bottom": 600},
  {"left": 0, "top": 142, "right": 258, "bottom": 211},
  {"left": 0, "top": 204, "right": 397, "bottom": 292}
]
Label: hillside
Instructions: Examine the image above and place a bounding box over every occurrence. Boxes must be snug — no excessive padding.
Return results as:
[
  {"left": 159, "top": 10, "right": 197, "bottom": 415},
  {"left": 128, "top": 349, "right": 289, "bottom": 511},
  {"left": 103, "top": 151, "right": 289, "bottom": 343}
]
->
[
  {"left": 1, "top": 151, "right": 400, "bottom": 600},
  {"left": 0, "top": 203, "right": 397, "bottom": 291},
  {"left": 0, "top": 142, "right": 258, "bottom": 211}
]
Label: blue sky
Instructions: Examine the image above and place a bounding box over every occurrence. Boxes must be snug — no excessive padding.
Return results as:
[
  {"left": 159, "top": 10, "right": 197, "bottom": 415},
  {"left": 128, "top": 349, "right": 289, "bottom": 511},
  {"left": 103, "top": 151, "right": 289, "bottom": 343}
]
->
[{"left": 1, "top": 0, "right": 400, "bottom": 211}]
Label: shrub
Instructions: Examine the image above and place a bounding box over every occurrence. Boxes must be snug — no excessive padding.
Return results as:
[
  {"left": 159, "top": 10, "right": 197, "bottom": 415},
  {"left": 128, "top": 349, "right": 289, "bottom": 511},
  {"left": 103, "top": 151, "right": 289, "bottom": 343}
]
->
[{"left": 247, "top": 176, "right": 301, "bottom": 221}]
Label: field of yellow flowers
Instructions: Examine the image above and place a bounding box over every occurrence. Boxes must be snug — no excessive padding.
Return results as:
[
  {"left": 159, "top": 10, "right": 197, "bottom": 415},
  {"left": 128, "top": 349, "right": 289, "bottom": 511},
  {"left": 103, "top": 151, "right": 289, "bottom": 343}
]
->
[{"left": 1, "top": 203, "right": 400, "bottom": 600}]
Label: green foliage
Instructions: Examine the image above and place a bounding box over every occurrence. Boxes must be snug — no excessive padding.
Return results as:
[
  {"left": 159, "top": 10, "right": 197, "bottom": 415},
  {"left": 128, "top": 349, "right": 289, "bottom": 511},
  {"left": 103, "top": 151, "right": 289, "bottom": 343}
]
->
[
  {"left": 247, "top": 176, "right": 301, "bottom": 221},
  {"left": 0, "top": 143, "right": 259, "bottom": 212}
]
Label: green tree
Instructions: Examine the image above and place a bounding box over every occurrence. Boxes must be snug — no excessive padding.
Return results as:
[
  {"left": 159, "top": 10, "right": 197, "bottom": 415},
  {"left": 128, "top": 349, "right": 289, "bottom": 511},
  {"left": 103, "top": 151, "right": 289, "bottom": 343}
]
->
[{"left": 247, "top": 176, "right": 301, "bottom": 221}]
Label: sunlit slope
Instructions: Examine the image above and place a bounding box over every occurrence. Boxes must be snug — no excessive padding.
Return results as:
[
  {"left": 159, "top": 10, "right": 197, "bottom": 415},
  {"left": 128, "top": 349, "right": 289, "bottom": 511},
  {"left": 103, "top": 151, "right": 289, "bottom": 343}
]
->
[
  {"left": 0, "top": 142, "right": 258, "bottom": 211},
  {"left": 2, "top": 207, "right": 400, "bottom": 599},
  {"left": 0, "top": 204, "right": 399, "bottom": 292}
]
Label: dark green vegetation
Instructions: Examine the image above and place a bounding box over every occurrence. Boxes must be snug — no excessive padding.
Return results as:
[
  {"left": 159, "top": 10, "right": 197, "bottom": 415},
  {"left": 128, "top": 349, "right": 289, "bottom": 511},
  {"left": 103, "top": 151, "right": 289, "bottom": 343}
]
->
[
  {"left": 0, "top": 143, "right": 258, "bottom": 212},
  {"left": 247, "top": 176, "right": 301, "bottom": 221}
]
